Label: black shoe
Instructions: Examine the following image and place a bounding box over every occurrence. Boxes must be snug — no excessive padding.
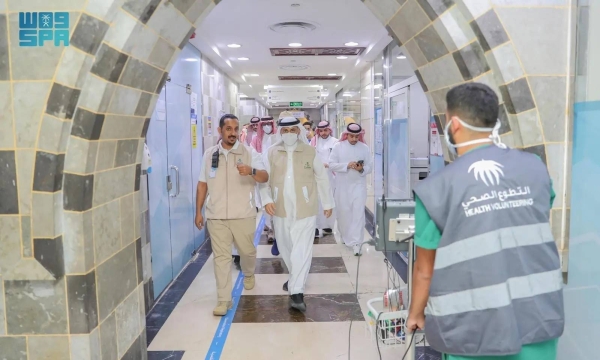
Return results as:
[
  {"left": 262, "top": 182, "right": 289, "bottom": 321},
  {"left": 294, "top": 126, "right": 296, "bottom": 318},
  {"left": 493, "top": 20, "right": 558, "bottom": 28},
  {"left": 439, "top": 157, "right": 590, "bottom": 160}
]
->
[
  {"left": 267, "top": 236, "right": 274, "bottom": 244},
  {"left": 323, "top": 228, "right": 333, "bottom": 234},
  {"left": 315, "top": 229, "right": 319, "bottom": 238},
  {"left": 289, "top": 294, "right": 306, "bottom": 312},
  {"left": 283, "top": 281, "right": 288, "bottom": 292},
  {"left": 233, "top": 255, "right": 241, "bottom": 270}
]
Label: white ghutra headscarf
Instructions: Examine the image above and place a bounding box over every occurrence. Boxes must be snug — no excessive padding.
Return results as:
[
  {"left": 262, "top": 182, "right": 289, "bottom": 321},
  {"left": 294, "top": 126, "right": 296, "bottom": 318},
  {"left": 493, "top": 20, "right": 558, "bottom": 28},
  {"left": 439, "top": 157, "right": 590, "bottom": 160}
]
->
[{"left": 273, "top": 117, "right": 309, "bottom": 146}]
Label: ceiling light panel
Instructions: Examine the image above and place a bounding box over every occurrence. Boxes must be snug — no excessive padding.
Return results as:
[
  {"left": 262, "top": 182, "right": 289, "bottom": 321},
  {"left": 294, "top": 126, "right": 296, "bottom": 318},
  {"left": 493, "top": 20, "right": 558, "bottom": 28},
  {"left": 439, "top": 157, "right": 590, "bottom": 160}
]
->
[
  {"left": 345, "top": 42, "right": 358, "bottom": 46},
  {"left": 278, "top": 76, "right": 342, "bottom": 81},
  {"left": 270, "top": 47, "right": 365, "bottom": 57},
  {"left": 227, "top": 44, "right": 241, "bottom": 48}
]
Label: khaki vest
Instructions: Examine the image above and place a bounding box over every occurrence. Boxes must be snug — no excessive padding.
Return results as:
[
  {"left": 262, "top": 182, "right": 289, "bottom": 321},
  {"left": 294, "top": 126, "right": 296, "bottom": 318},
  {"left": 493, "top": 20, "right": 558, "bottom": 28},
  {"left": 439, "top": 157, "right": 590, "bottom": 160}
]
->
[
  {"left": 204, "top": 143, "right": 257, "bottom": 220},
  {"left": 268, "top": 142, "right": 318, "bottom": 219}
]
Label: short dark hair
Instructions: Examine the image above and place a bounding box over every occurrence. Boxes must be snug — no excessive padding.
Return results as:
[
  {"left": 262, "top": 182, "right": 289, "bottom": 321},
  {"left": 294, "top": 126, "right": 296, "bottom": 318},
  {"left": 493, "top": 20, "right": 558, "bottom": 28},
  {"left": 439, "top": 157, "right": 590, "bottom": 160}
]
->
[
  {"left": 219, "top": 114, "right": 238, "bottom": 128},
  {"left": 446, "top": 83, "right": 499, "bottom": 128}
]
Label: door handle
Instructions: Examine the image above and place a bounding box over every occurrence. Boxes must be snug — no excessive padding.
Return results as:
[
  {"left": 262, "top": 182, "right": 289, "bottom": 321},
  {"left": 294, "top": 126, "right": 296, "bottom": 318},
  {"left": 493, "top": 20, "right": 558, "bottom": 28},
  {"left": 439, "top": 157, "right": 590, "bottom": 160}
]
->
[
  {"left": 170, "top": 165, "right": 180, "bottom": 197},
  {"left": 167, "top": 175, "right": 173, "bottom": 193}
]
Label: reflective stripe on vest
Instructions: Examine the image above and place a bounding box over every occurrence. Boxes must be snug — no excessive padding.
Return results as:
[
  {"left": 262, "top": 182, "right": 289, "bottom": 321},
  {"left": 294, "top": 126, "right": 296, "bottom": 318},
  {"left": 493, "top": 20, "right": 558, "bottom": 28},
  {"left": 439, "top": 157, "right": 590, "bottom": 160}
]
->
[
  {"left": 426, "top": 268, "right": 562, "bottom": 317},
  {"left": 434, "top": 223, "right": 554, "bottom": 271}
]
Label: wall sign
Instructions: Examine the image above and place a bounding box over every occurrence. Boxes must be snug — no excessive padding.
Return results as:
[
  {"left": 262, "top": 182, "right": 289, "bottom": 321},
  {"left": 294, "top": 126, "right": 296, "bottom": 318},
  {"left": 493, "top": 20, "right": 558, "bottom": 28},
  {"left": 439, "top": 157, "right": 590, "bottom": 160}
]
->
[{"left": 191, "top": 125, "right": 198, "bottom": 149}]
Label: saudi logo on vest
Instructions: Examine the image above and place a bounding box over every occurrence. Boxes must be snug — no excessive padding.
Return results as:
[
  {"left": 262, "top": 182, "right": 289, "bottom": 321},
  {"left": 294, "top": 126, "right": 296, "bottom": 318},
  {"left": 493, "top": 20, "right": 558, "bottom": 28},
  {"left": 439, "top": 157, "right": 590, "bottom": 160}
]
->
[{"left": 468, "top": 159, "right": 504, "bottom": 186}]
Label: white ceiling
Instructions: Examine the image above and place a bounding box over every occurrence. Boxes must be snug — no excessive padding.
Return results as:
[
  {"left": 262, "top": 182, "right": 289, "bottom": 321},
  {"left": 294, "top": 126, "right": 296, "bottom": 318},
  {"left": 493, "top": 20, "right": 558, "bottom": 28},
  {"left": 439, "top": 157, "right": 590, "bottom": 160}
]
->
[{"left": 190, "top": 0, "right": 393, "bottom": 108}]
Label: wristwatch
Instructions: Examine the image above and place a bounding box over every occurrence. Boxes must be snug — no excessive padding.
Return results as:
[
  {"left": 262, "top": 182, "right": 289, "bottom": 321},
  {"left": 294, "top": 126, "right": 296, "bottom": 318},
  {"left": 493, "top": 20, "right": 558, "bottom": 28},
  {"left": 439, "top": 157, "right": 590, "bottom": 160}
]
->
[{"left": 252, "top": 168, "right": 256, "bottom": 176}]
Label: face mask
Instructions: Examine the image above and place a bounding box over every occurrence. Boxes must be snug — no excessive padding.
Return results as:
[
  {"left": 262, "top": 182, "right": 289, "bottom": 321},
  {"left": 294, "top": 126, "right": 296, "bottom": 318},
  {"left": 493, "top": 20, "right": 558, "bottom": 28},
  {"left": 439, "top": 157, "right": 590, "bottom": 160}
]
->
[
  {"left": 263, "top": 125, "right": 272, "bottom": 134},
  {"left": 444, "top": 118, "right": 506, "bottom": 156},
  {"left": 281, "top": 133, "right": 298, "bottom": 146}
]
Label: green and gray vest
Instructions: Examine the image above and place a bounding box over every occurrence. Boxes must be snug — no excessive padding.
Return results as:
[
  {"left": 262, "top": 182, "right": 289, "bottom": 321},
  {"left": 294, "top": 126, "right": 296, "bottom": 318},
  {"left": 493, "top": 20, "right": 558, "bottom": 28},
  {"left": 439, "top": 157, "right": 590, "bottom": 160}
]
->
[{"left": 414, "top": 145, "right": 564, "bottom": 356}]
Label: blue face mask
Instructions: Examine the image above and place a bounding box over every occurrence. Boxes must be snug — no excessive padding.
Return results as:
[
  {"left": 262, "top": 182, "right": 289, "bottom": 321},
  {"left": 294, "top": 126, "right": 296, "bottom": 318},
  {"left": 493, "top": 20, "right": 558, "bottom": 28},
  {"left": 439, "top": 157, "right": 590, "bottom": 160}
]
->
[{"left": 444, "top": 118, "right": 506, "bottom": 156}]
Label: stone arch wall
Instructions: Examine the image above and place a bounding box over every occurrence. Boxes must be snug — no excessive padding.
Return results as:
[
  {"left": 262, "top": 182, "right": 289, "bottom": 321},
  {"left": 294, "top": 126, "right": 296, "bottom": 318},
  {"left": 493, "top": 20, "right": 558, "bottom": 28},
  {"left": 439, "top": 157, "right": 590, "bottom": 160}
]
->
[{"left": 0, "top": 0, "right": 571, "bottom": 357}]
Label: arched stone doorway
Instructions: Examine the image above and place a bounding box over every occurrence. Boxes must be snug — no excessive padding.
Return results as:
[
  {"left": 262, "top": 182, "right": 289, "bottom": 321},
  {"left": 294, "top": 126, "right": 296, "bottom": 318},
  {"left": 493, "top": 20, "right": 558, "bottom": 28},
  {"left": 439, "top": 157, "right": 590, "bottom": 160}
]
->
[{"left": 0, "top": 0, "right": 571, "bottom": 357}]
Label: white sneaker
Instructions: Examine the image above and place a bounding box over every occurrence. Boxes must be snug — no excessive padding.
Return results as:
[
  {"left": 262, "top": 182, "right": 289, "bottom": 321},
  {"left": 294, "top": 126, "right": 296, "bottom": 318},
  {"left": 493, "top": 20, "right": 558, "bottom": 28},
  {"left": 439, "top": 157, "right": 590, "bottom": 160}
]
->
[{"left": 353, "top": 244, "right": 362, "bottom": 256}]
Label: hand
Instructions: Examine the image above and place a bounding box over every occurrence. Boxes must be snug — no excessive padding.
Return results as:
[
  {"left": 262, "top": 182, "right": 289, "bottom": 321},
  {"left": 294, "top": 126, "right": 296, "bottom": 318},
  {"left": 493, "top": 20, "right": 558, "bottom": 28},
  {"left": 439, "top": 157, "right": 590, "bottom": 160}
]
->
[
  {"left": 195, "top": 213, "right": 204, "bottom": 230},
  {"left": 237, "top": 164, "right": 252, "bottom": 176},
  {"left": 347, "top": 162, "right": 357, "bottom": 170},
  {"left": 324, "top": 209, "right": 332, "bottom": 218},
  {"left": 324, "top": 163, "right": 329, "bottom": 169},
  {"left": 406, "top": 312, "right": 425, "bottom": 333},
  {"left": 265, "top": 203, "right": 276, "bottom": 216},
  {"left": 355, "top": 163, "right": 364, "bottom": 172}
]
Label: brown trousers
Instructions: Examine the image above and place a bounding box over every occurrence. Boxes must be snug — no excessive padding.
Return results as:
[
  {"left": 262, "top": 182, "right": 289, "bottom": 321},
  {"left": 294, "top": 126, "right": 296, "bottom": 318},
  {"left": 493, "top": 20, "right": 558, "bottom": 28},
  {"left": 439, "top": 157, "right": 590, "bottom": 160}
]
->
[{"left": 207, "top": 217, "right": 257, "bottom": 302}]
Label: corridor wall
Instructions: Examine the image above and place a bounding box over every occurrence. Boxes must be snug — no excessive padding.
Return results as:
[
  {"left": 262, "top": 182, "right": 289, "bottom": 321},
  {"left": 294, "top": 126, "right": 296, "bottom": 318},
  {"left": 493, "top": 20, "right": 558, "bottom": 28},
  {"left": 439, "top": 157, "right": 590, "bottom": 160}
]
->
[{"left": 558, "top": 2, "right": 599, "bottom": 358}]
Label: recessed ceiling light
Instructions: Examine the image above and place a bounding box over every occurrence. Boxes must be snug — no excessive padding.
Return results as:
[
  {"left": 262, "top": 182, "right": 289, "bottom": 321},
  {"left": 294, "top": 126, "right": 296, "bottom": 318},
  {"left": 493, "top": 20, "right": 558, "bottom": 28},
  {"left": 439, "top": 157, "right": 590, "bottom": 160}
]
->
[
  {"left": 227, "top": 44, "right": 241, "bottom": 48},
  {"left": 289, "top": 43, "right": 302, "bottom": 47},
  {"left": 244, "top": 74, "right": 259, "bottom": 77},
  {"left": 397, "top": 54, "right": 407, "bottom": 59},
  {"left": 328, "top": 73, "right": 337, "bottom": 76},
  {"left": 183, "top": 58, "right": 198, "bottom": 62},
  {"left": 337, "top": 56, "right": 348, "bottom": 60},
  {"left": 343, "top": 93, "right": 352, "bottom": 97},
  {"left": 375, "top": 72, "right": 382, "bottom": 76},
  {"left": 238, "top": 57, "right": 249, "bottom": 61},
  {"left": 345, "top": 42, "right": 358, "bottom": 46}
]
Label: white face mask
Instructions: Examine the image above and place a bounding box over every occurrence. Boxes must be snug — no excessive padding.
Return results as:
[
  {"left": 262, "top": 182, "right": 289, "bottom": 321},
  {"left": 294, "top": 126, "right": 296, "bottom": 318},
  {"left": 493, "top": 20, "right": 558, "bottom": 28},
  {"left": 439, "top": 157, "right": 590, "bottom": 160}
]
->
[
  {"left": 281, "top": 133, "right": 298, "bottom": 146},
  {"left": 263, "top": 125, "right": 273, "bottom": 134},
  {"left": 444, "top": 117, "right": 506, "bottom": 156}
]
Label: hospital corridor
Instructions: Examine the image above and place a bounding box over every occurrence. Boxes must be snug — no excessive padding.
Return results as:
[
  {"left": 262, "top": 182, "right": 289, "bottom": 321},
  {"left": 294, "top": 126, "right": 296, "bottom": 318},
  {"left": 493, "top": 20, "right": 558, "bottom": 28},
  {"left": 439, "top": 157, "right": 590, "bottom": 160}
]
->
[{"left": 0, "top": 0, "right": 599, "bottom": 360}]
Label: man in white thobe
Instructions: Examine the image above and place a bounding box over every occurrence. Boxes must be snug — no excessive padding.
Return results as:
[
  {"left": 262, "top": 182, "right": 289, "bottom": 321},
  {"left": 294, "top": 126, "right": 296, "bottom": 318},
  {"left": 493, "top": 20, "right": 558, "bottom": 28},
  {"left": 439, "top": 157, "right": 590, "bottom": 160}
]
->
[
  {"left": 329, "top": 123, "right": 372, "bottom": 256},
  {"left": 310, "top": 120, "right": 338, "bottom": 237},
  {"left": 251, "top": 116, "right": 277, "bottom": 246},
  {"left": 241, "top": 116, "right": 260, "bottom": 146},
  {"left": 260, "top": 117, "right": 334, "bottom": 312}
]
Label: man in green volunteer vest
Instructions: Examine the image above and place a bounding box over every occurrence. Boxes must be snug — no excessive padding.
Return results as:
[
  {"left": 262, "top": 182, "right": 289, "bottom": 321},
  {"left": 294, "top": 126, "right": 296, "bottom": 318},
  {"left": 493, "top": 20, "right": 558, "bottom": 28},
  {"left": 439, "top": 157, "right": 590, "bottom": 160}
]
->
[{"left": 407, "top": 83, "right": 564, "bottom": 360}]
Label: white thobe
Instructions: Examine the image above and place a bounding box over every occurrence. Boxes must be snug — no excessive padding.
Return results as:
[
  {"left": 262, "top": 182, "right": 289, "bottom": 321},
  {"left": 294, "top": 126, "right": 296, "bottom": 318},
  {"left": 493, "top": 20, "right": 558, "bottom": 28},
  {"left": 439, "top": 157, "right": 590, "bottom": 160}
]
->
[
  {"left": 260, "top": 142, "right": 334, "bottom": 294},
  {"left": 255, "top": 133, "right": 276, "bottom": 220},
  {"left": 314, "top": 136, "right": 338, "bottom": 230},
  {"left": 328, "top": 140, "right": 372, "bottom": 247}
]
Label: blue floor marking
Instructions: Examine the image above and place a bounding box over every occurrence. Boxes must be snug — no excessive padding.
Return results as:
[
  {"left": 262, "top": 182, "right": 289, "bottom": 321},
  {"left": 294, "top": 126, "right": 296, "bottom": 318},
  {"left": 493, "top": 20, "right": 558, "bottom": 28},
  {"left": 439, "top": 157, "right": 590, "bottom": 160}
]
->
[{"left": 205, "top": 215, "right": 266, "bottom": 360}]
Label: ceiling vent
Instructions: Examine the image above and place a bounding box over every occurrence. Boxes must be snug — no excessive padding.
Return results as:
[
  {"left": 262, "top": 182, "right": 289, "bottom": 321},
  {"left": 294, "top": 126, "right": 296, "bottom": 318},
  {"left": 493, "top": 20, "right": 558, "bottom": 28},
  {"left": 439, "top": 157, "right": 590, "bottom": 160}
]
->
[
  {"left": 279, "top": 64, "right": 310, "bottom": 71},
  {"left": 270, "top": 47, "right": 365, "bottom": 57},
  {"left": 269, "top": 21, "right": 317, "bottom": 34},
  {"left": 278, "top": 75, "right": 343, "bottom": 81}
]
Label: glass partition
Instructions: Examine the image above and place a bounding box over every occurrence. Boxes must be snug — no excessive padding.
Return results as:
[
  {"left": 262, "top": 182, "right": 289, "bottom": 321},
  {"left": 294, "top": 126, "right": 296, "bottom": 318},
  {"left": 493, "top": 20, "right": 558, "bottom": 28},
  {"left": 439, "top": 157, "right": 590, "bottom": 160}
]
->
[
  {"left": 384, "top": 88, "right": 410, "bottom": 199},
  {"left": 373, "top": 54, "right": 385, "bottom": 209},
  {"left": 389, "top": 44, "right": 414, "bottom": 88}
]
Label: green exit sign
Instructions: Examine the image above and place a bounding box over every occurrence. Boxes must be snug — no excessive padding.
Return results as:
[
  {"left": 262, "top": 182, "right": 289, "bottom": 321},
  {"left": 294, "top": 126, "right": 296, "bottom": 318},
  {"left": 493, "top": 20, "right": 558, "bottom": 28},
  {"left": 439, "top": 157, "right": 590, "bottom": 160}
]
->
[{"left": 289, "top": 102, "right": 303, "bottom": 107}]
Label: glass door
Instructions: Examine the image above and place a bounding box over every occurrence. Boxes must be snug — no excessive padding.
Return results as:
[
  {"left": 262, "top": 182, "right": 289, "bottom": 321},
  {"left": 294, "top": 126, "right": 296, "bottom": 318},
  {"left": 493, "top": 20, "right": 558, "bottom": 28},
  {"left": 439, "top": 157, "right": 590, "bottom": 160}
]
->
[
  {"left": 147, "top": 87, "right": 173, "bottom": 297},
  {"left": 165, "top": 81, "right": 196, "bottom": 278},
  {"left": 383, "top": 88, "right": 411, "bottom": 199}
]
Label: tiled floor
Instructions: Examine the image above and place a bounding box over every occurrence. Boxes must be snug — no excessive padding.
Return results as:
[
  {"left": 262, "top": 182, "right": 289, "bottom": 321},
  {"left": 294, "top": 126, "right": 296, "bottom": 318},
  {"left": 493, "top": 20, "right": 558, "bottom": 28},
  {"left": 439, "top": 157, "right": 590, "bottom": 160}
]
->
[{"left": 147, "top": 217, "right": 438, "bottom": 360}]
